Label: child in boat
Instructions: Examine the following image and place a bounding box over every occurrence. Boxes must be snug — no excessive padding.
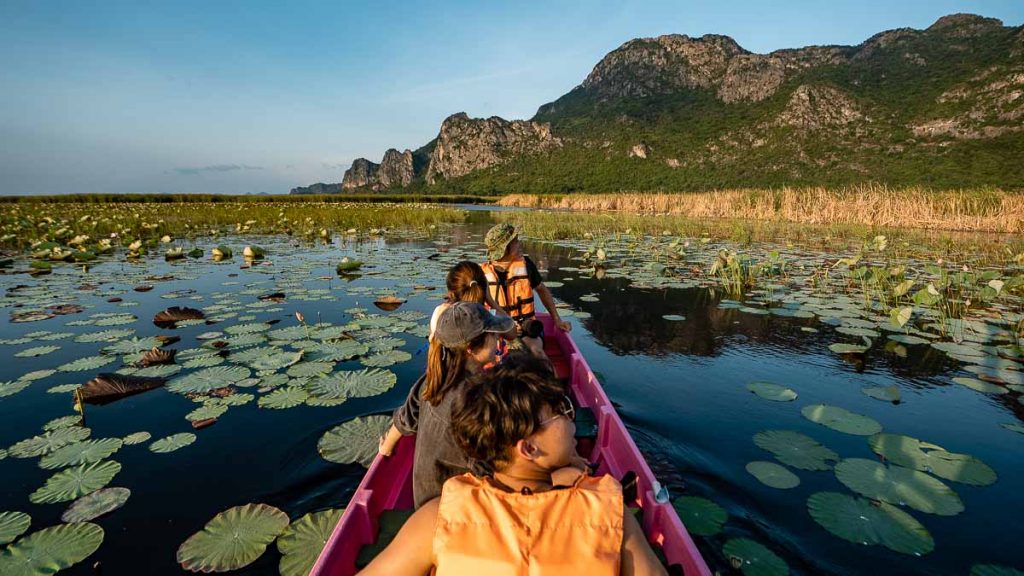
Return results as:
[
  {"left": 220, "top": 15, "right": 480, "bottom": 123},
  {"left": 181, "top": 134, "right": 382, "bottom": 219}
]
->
[
  {"left": 379, "top": 301, "right": 516, "bottom": 507},
  {"left": 481, "top": 223, "right": 571, "bottom": 357},
  {"left": 359, "top": 355, "right": 668, "bottom": 576}
]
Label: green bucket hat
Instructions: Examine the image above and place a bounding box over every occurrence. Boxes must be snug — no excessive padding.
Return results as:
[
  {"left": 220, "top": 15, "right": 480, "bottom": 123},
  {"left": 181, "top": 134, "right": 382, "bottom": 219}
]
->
[{"left": 485, "top": 223, "right": 520, "bottom": 261}]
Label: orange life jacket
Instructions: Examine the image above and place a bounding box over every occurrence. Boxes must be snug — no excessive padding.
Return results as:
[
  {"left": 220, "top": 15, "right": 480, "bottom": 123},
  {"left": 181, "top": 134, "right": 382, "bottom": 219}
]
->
[
  {"left": 433, "top": 474, "right": 623, "bottom": 576},
  {"left": 481, "top": 258, "right": 535, "bottom": 323}
]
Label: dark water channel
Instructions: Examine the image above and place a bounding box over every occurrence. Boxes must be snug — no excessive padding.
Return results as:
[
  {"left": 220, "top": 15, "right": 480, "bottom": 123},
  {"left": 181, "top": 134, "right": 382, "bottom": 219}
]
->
[{"left": 0, "top": 216, "right": 1021, "bottom": 575}]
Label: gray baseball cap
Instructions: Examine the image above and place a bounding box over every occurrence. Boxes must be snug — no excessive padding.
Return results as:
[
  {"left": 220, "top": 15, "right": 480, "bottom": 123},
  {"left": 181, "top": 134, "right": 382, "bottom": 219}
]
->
[{"left": 435, "top": 302, "right": 514, "bottom": 349}]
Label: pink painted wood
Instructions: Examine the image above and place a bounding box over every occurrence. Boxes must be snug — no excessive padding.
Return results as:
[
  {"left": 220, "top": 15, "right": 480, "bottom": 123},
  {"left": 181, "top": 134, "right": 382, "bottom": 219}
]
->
[{"left": 309, "top": 314, "right": 711, "bottom": 576}]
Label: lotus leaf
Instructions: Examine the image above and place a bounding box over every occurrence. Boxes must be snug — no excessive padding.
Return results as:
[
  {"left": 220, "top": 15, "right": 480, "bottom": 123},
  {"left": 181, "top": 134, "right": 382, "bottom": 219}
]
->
[
  {"left": 94, "top": 314, "right": 137, "bottom": 326},
  {"left": 215, "top": 393, "right": 254, "bottom": 406},
  {"left": 258, "top": 387, "right": 308, "bottom": 409},
  {"left": 829, "top": 343, "right": 868, "bottom": 355},
  {"left": 722, "top": 538, "right": 789, "bottom": 576},
  {"left": 308, "top": 368, "right": 398, "bottom": 404},
  {"left": 102, "top": 337, "right": 164, "bottom": 355},
  {"left": 862, "top": 385, "right": 901, "bottom": 403},
  {"left": 867, "top": 433, "right": 997, "bottom": 486},
  {"left": 276, "top": 508, "right": 345, "bottom": 576},
  {"left": 888, "top": 334, "right": 929, "bottom": 345},
  {"left": 931, "top": 341, "right": 986, "bottom": 358},
  {"left": 318, "top": 415, "right": 391, "bottom": 467},
  {"left": 1002, "top": 423, "right": 1024, "bottom": 435},
  {"left": 360, "top": 350, "right": 411, "bottom": 368},
  {"left": 45, "top": 383, "right": 81, "bottom": 394},
  {"left": 746, "top": 461, "right": 800, "bottom": 489},
  {"left": 9, "top": 427, "right": 91, "bottom": 458},
  {"left": 834, "top": 458, "right": 963, "bottom": 516},
  {"left": 150, "top": 433, "right": 197, "bottom": 453},
  {"left": 122, "top": 431, "right": 151, "bottom": 445},
  {"left": 224, "top": 322, "right": 272, "bottom": 335},
  {"left": 670, "top": 497, "right": 726, "bottom": 536},
  {"left": 836, "top": 327, "right": 880, "bottom": 338},
  {"left": 176, "top": 503, "right": 289, "bottom": 573},
  {"left": 40, "top": 438, "right": 123, "bottom": 470},
  {"left": 801, "top": 404, "right": 882, "bottom": 436},
  {"left": 186, "top": 404, "right": 228, "bottom": 422},
  {"left": 61, "top": 487, "right": 130, "bottom": 522},
  {"left": 29, "top": 460, "right": 122, "bottom": 504},
  {"left": 0, "top": 511, "right": 30, "bottom": 545},
  {"left": 753, "top": 430, "right": 837, "bottom": 471},
  {"left": 248, "top": 350, "right": 304, "bottom": 372},
  {"left": 182, "top": 355, "right": 224, "bottom": 369},
  {"left": 0, "top": 522, "right": 104, "bottom": 576},
  {"left": 134, "top": 364, "right": 182, "bottom": 378},
  {"left": 306, "top": 341, "right": 369, "bottom": 362},
  {"left": 56, "top": 355, "right": 116, "bottom": 373},
  {"left": 259, "top": 374, "right": 290, "bottom": 389},
  {"left": 287, "top": 361, "right": 334, "bottom": 378},
  {"left": 366, "top": 337, "right": 405, "bottom": 352},
  {"left": 19, "top": 369, "right": 56, "bottom": 381},
  {"left": 14, "top": 345, "right": 60, "bottom": 358},
  {"left": 168, "top": 365, "right": 251, "bottom": 394},
  {"left": 42, "top": 415, "right": 82, "bottom": 431},
  {"left": 75, "top": 328, "right": 135, "bottom": 343},
  {"left": 746, "top": 382, "right": 797, "bottom": 402},
  {"left": 807, "top": 492, "right": 933, "bottom": 555},
  {"left": 952, "top": 377, "right": 1007, "bottom": 395},
  {"left": 0, "top": 380, "right": 31, "bottom": 398}
]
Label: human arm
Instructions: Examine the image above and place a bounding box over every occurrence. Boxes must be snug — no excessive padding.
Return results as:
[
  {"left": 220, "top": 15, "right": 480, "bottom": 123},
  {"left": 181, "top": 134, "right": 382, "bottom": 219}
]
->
[
  {"left": 535, "top": 283, "right": 571, "bottom": 332},
  {"left": 358, "top": 498, "right": 438, "bottom": 576},
  {"left": 378, "top": 423, "right": 403, "bottom": 457},
  {"left": 391, "top": 374, "right": 426, "bottom": 436},
  {"left": 620, "top": 507, "right": 668, "bottom": 576}
]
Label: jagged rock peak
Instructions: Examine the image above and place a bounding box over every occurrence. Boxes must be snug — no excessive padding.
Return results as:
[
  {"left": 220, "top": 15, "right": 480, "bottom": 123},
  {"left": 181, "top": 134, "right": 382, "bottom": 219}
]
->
[
  {"left": 342, "top": 158, "right": 379, "bottom": 189},
  {"left": 426, "top": 113, "right": 561, "bottom": 184},
  {"left": 928, "top": 13, "right": 1003, "bottom": 33},
  {"left": 582, "top": 34, "right": 748, "bottom": 99},
  {"left": 377, "top": 148, "right": 415, "bottom": 189},
  {"left": 290, "top": 182, "right": 342, "bottom": 195},
  {"left": 773, "top": 85, "right": 866, "bottom": 129}
]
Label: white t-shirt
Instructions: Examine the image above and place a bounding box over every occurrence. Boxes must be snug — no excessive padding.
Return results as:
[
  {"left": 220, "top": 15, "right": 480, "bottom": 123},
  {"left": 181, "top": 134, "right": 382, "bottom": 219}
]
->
[{"left": 428, "top": 302, "right": 450, "bottom": 341}]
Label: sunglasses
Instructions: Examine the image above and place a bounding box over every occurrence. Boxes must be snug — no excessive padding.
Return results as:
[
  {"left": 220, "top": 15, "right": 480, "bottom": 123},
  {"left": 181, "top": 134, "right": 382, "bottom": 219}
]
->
[{"left": 538, "top": 395, "right": 575, "bottom": 428}]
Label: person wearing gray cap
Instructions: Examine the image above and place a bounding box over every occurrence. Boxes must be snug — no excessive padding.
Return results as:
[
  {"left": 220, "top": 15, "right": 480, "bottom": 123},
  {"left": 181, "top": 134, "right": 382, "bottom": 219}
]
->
[{"left": 379, "top": 301, "right": 516, "bottom": 508}]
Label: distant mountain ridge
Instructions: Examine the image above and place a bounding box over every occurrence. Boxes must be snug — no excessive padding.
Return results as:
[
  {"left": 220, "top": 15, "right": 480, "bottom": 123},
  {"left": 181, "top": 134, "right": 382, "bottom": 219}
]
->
[{"left": 296, "top": 14, "right": 1023, "bottom": 194}]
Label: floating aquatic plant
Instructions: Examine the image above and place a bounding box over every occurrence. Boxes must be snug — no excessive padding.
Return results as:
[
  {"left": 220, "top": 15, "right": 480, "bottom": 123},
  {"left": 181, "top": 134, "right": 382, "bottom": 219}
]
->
[
  {"left": 61, "top": 487, "right": 131, "bottom": 523},
  {"left": 807, "top": 492, "right": 934, "bottom": 555},
  {"left": 177, "top": 503, "right": 289, "bottom": 573},
  {"left": 276, "top": 508, "right": 345, "bottom": 576},
  {"left": 318, "top": 415, "right": 391, "bottom": 467},
  {"left": 671, "top": 496, "right": 727, "bottom": 536},
  {"left": 0, "top": 522, "right": 104, "bottom": 575}
]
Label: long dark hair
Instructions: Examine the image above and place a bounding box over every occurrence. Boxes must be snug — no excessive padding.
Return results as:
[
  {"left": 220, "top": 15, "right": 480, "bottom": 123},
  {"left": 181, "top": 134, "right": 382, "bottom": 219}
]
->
[
  {"left": 445, "top": 261, "right": 488, "bottom": 305},
  {"left": 422, "top": 331, "right": 490, "bottom": 406}
]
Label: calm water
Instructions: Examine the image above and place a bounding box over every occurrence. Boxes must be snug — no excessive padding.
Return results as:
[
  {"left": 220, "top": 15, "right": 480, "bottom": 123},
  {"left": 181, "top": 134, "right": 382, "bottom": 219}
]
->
[{"left": 0, "top": 216, "right": 1021, "bottom": 575}]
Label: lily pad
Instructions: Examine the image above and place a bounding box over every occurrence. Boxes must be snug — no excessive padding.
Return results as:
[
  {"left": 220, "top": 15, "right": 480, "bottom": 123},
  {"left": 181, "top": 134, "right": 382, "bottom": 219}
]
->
[
  {"left": 671, "top": 496, "right": 726, "bottom": 536},
  {"left": 807, "top": 492, "right": 933, "bottom": 555},
  {"left": 61, "top": 487, "right": 131, "bottom": 522},
  {"left": 661, "top": 314, "right": 686, "bottom": 321},
  {"left": 867, "top": 433, "right": 997, "bottom": 486},
  {"left": 834, "top": 458, "right": 964, "bottom": 516},
  {"left": 40, "top": 438, "right": 123, "bottom": 470},
  {"left": 8, "top": 427, "right": 91, "bottom": 459},
  {"left": 722, "top": 538, "right": 788, "bottom": 576},
  {"left": 276, "top": 509, "right": 345, "bottom": 576},
  {"left": 307, "top": 369, "right": 398, "bottom": 404},
  {"left": 0, "top": 380, "right": 31, "bottom": 398},
  {"left": 177, "top": 503, "right": 289, "bottom": 573},
  {"left": 14, "top": 345, "right": 60, "bottom": 358},
  {"left": 753, "top": 430, "right": 838, "bottom": 471},
  {"left": 360, "top": 350, "right": 412, "bottom": 368},
  {"left": 952, "top": 377, "right": 1007, "bottom": 395},
  {"left": 122, "top": 431, "right": 151, "bottom": 445},
  {"left": 746, "top": 382, "right": 797, "bottom": 402},
  {"left": 287, "top": 362, "right": 334, "bottom": 378},
  {"left": 746, "top": 461, "right": 800, "bottom": 489},
  {"left": 258, "top": 387, "right": 308, "bottom": 409},
  {"left": 150, "top": 433, "right": 197, "bottom": 454},
  {"left": 168, "top": 365, "right": 251, "bottom": 395},
  {"left": 318, "top": 415, "right": 392, "bottom": 467},
  {"left": 0, "top": 511, "right": 30, "bottom": 545},
  {"left": 829, "top": 343, "right": 868, "bottom": 355},
  {"left": 45, "top": 384, "right": 81, "bottom": 394},
  {"left": 971, "top": 565, "right": 1024, "bottom": 576},
  {"left": 56, "top": 355, "right": 116, "bottom": 373},
  {"left": 862, "top": 385, "right": 901, "bottom": 403},
  {"left": 29, "top": 461, "right": 122, "bottom": 504},
  {"left": 801, "top": 404, "right": 882, "bottom": 436},
  {"left": 0, "top": 522, "right": 104, "bottom": 575},
  {"left": 186, "top": 404, "right": 228, "bottom": 422}
]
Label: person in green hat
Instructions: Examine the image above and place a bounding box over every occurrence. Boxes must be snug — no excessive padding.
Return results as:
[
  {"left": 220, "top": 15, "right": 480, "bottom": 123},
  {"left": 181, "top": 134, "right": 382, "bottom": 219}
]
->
[{"left": 480, "top": 223, "right": 570, "bottom": 356}]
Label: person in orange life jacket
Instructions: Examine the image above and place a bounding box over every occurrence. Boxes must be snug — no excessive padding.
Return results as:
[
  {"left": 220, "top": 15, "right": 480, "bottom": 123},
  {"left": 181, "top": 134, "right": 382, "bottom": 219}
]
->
[
  {"left": 482, "top": 223, "right": 570, "bottom": 358},
  {"left": 360, "top": 355, "right": 667, "bottom": 576},
  {"left": 378, "top": 302, "right": 519, "bottom": 508},
  {"left": 427, "top": 260, "right": 515, "bottom": 341}
]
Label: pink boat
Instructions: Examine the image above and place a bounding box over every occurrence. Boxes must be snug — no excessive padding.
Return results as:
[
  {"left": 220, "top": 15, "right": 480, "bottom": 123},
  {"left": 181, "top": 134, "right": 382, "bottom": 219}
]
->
[{"left": 310, "top": 314, "right": 712, "bottom": 575}]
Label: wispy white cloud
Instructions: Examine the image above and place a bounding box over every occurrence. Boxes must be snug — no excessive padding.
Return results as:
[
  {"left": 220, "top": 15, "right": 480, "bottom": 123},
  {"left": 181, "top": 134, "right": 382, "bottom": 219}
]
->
[{"left": 172, "top": 164, "right": 264, "bottom": 175}]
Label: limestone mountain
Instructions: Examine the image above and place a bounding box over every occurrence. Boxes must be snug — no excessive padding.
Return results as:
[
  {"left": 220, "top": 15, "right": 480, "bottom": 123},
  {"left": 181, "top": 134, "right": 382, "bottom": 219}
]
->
[{"left": 324, "top": 13, "right": 1022, "bottom": 194}]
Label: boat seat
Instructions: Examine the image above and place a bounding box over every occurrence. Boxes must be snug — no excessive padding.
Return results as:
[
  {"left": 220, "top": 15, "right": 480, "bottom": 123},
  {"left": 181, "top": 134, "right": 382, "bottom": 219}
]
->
[{"left": 574, "top": 406, "right": 598, "bottom": 439}]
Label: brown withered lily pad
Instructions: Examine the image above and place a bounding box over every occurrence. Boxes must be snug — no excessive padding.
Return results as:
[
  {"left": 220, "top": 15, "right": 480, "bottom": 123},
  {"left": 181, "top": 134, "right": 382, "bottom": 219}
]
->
[
  {"left": 191, "top": 418, "right": 218, "bottom": 430},
  {"left": 210, "top": 387, "right": 235, "bottom": 398},
  {"left": 107, "top": 297, "right": 123, "bottom": 303},
  {"left": 155, "top": 335, "right": 181, "bottom": 346},
  {"left": 134, "top": 285, "right": 154, "bottom": 292},
  {"left": 10, "top": 310, "right": 55, "bottom": 323},
  {"left": 80, "top": 373, "right": 166, "bottom": 405},
  {"left": 258, "top": 292, "right": 286, "bottom": 301},
  {"left": 145, "top": 274, "right": 175, "bottom": 282},
  {"left": 153, "top": 307, "right": 205, "bottom": 328},
  {"left": 373, "top": 296, "right": 405, "bottom": 312},
  {"left": 49, "top": 304, "right": 84, "bottom": 315},
  {"left": 138, "top": 348, "right": 177, "bottom": 368}
]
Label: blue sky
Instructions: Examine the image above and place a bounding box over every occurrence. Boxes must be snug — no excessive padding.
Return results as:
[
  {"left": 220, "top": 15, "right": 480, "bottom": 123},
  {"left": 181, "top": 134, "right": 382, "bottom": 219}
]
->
[{"left": 1, "top": 0, "right": 1021, "bottom": 195}]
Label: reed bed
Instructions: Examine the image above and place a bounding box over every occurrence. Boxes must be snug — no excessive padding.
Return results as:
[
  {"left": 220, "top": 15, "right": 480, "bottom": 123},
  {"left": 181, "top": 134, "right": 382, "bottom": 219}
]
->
[{"left": 498, "top": 185, "right": 1024, "bottom": 234}]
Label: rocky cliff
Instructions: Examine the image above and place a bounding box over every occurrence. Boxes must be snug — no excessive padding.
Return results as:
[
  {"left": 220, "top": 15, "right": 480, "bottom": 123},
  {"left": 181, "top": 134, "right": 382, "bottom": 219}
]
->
[
  {"left": 332, "top": 13, "right": 1023, "bottom": 193},
  {"left": 425, "top": 113, "right": 561, "bottom": 183},
  {"left": 290, "top": 182, "right": 342, "bottom": 195}
]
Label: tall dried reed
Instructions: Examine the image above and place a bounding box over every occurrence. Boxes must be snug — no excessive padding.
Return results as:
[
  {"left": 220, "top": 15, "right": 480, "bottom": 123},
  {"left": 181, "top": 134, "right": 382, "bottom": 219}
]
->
[{"left": 497, "top": 185, "right": 1024, "bottom": 233}]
